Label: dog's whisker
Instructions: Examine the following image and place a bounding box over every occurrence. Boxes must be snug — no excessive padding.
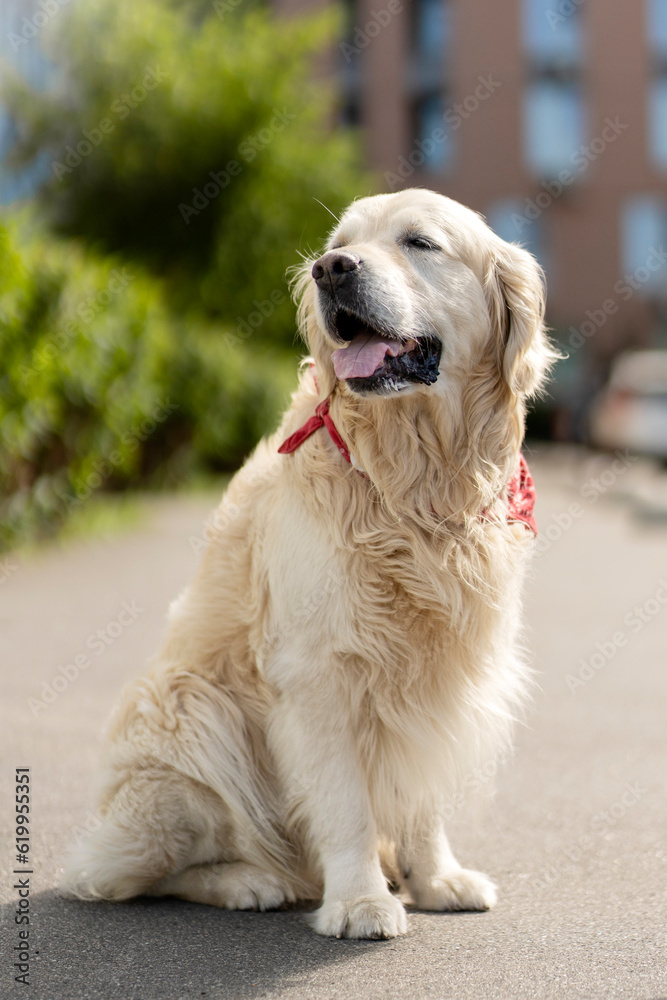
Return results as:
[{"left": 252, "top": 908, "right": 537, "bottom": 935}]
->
[{"left": 313, "top": 198, "right": 341, "bottom": 224}]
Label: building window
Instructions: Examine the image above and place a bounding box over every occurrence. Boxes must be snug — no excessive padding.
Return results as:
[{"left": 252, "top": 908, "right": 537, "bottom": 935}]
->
[
  {"left": 648, "top": 0, "right": 667, "bottom": 56},
  {"left": 409, "top": 0, "right": 454, "bottom": 174},
  {"left": 523, "top": 0, "right": 582, "bottom": 67},
  {"left": 414, "top": 93, "right": 454, "bottom": 172},
  {"left": 414, "top": 0, "right": 449, "bottom": 76},
  {"left": 524, "top": 79, "right": 584, "bottom": 177},
  {"left": 338, "top": 0, "right": 362, "bottom": 127},
  {"left": 487, "top": 197, "right": 548, "bottom": 275},
  {"left": 522, "top": 0, "right": 585, "bottom": 179},
  {"left": 621, "top": 196, "right": 667, "bottom": 295},
  {"left": 649, "top": 79, "right": 667, "bottom": 167},
  {"left": 648, "top": 0, "right": 667, "bottom": 169}
]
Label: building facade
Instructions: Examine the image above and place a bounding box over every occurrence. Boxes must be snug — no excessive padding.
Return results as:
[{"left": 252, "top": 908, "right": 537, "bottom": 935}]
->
[{"left": 279, "top": 0, "right": 667, "bottom": 373}]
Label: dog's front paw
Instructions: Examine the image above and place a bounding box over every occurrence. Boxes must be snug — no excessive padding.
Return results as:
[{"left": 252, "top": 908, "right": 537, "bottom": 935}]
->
[
  {"left": 408, "top": 868, "right": 497, "bottom": 912},
  {"left": 310, "top": 892, "right": 408, "bottom": 939}
]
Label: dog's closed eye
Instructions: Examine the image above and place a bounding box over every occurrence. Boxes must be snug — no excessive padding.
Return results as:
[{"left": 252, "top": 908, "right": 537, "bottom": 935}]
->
[{"left": 402, "top": 235, "right": 442, "bottom": 252}]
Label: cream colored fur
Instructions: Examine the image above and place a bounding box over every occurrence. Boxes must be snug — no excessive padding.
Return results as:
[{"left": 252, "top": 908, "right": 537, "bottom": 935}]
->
[{"left": 62, "top": 189, "right": 556, "bottom": 939}]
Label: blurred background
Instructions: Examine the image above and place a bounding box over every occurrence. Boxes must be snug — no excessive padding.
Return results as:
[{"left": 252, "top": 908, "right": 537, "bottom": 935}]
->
[{"left": 1, "top": 0, "right": 667, "bottom": 548}]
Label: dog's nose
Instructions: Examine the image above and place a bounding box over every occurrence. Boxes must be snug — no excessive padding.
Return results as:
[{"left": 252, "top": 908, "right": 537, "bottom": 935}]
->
[{"left": 312, "top": 251, "right": 360, "bottom": 290}]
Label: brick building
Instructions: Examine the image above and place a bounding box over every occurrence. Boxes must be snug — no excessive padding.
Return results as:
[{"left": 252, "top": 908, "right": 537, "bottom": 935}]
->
[{"left": 279, "top": 0, "right": 667, "bottom": 382}]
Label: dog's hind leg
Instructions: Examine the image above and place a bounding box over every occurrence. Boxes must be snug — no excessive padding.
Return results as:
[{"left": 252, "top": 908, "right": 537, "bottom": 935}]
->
[
  {"left": 62, "top": 767, "right": 227, "bottom": 902},
  {"left": 62, "top": 664, "right": 305, "bottom": 906},
  {"left": 149, "top": 861, "right": 298, "bottom": 911}
]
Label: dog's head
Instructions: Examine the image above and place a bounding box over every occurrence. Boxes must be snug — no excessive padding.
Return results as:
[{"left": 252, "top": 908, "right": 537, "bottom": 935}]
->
[{"left": 295, "top": 189, "right": 554, "bottom": 404}]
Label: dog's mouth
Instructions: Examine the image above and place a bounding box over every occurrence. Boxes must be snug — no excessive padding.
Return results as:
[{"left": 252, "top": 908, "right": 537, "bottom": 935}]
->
[{"left": 331, "top": 310, "right": 441, "bottom": 394}]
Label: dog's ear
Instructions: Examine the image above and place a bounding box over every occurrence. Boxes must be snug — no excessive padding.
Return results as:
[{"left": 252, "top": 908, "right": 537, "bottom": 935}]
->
[{"left": 485, "top": 240, "right": 555, "bottom": 397}]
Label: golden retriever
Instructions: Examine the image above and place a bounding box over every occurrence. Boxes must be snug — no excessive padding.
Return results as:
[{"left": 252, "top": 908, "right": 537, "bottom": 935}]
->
[{"left": 63, "top": 188, "right": 556, "bottom": 939}]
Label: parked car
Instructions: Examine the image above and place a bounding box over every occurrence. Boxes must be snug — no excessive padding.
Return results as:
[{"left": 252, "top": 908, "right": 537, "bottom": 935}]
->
[{"left": 589, "top": 350, "right": 667, "bottom": 457}]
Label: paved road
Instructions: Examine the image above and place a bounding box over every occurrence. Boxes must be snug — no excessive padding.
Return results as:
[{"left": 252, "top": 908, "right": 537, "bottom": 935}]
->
[{"left": 1, "top": 448, "right": 666, "bottom": 1000}]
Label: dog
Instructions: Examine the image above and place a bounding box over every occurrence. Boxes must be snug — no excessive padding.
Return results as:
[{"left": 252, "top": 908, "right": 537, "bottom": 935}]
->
[{"left": 63, "top": 188, "right": 556, "bottom": 939}]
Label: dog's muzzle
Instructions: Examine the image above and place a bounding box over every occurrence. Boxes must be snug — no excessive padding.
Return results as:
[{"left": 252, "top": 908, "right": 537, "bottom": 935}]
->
[{"left": 311, "top": 252, "right": 441, "bottom": 395}]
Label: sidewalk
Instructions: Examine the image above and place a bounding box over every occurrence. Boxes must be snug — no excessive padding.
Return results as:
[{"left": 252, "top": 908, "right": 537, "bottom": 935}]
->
[{"left": 1, "top": 449, "right": 666, "bottom": 1000}]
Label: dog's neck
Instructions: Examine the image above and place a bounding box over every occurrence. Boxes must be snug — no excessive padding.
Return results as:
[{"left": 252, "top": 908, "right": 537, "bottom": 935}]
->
[{"left": 325, "top": 364, "right": 525, "bottom": 530}]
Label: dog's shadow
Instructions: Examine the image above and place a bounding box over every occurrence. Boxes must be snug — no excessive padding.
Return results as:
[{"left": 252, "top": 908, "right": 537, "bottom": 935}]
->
[{"left": 2, "top": 891, "right": 390, "bottom": 999}]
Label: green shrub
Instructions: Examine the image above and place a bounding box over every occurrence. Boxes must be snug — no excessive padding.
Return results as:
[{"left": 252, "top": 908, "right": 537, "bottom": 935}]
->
[{"left": 0, "top": 216, "right": 296, "bottom": 550}]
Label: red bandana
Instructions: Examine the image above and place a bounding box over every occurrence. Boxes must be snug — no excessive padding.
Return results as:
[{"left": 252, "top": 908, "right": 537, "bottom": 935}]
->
[
  {"left": 278, "top": 399, "right": 537, "bottom": 535},
  {"left": 278, "top": 399, "right": 351, "bottom": 464},
  {"left": 503, "top": 453, "right": 537, "bottom": 535}
]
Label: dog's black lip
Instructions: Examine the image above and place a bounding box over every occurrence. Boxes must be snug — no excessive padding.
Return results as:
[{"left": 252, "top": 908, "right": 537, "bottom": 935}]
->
[
  {"left": 345, "top": 336, "right": 442, "bottom": 394},
  {"left": 331, "top": 307, "right": 400, "bottom": 345}
]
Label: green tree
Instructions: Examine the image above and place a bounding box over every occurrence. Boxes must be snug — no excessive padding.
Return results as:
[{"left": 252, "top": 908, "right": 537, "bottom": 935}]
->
[{"left": 4, "top": 0, "right": 371, "bottom": 339}]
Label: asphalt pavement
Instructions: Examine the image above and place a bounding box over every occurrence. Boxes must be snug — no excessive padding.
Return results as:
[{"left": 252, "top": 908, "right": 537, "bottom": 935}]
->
[{"left": 1, "top": 446, "right": 666, "bottom": 1000}]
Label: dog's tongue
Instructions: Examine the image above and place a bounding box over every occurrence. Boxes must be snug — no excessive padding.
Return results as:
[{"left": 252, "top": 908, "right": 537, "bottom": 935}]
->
[{"left": 332, "top": 333, "right": 414, "bottom": 379}]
